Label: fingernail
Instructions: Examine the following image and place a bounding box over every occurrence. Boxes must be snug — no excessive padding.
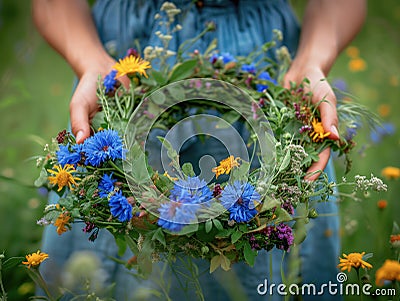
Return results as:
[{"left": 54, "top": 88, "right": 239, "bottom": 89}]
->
[
  {"left": 330, "top": 125, "right": 339, "bottom": 138},
  {"left": 76, "top": 131, "right": 84, "bottom": 143}
]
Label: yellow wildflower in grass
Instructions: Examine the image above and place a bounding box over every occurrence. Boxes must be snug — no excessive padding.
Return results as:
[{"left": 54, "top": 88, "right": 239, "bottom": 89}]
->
[
  {"left": 212, "top": 155, "right": 240, "bottom": 179},
  {"left": 378, "top": 104, "right": 391, "bottom": 117},
  {"left": 22, "top": 250, "right": 49, "bottom": 269},
  {"left": 348, "top": 58, "right": 367, "bottom": 72},
  {"left": 337, "top": 252, "right": 373, "bottom": 272},
  {"left": 309, "top": 118, "right": 330, "bottom": 143},
  {"left": 389, "top": 75, "right": 398, "bottom": 87},
  {"left": 375, "top": 259, "right": 400, "bottom": 286},
  {"left": 114, "top": 55, "right": 151, "bottom": 78},
  {"left": 48, "top": 164, "right": 80, "bottom": 191},
  {"left": 54, "top": 212, "right": 71, "bottom": 235},
  {"left": 381, "top": 166, "right": 400, "bottom": 180},
  {"left": 345, "top": 46, "right": 360, "bottom": 58}
]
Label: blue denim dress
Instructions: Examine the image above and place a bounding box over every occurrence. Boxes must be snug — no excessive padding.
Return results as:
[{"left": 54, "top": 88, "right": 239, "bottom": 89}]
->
[{"left": 39, "top": 1, "right": 341, "bottom": 300}]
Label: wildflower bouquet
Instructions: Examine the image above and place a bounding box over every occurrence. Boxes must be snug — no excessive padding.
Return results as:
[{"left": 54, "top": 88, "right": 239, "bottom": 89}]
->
[{"left": 35, "top": 2, "right": 386, "bottom": 276}]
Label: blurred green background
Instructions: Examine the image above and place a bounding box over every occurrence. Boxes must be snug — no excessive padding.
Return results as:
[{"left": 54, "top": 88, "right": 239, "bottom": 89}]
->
[{"left": 0, "top": 1, "right": 398, "bottom": 300}]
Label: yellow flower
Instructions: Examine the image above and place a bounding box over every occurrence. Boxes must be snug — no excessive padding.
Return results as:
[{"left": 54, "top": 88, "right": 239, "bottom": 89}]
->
[
  {"left": 375, "top": 259, "right": 400, "bottom": 286},
  {"left": 114, "top": 55, "right": 151, "bottom": 78},
  {"left": 212, "top": 155, "right": 240, "bottom": 179},
  {"left": 48, "top": 164, "right": 80, "bottom": 191},
  {"left": 309, "top": 118, "right": 330, "bottom": 143},
  {"left": 337, "top": 252, "right": 373, "bottom": 272},
  {"left": 54, "top": 212, "right": 71, "bottom": 235},
  {"left": 348, "top": 58, "right": 367, "bottom": 72},
  {"left": 378, "top": 104, "right": 391, "bottom": 117},
  {"left": 381, "top": 166, "right": 400, "bottom": 180},
  {"left": 22, "top": 250, "right": 49, "bottom": 269},
  {"left": 346, "top": 46, "right": 360, "bottom": 58}
]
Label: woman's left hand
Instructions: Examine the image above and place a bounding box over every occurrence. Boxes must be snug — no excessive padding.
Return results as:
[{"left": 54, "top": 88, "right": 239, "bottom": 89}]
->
[{"left": 284, "top": 65, "right": 339, "bottom": 181}]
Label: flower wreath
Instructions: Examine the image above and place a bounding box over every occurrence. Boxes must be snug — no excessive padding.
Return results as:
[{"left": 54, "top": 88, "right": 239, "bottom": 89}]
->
[{"left": 35, "top": 2, "right": 386, "bottom": 276}]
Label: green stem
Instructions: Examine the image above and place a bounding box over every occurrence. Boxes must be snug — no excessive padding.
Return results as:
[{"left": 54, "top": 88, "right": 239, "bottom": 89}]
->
[
  {"left": 356, "top": 269, "right": 363, "bottom": 301},
  {"left": 27, "top": 267, "right": 57, "bottom": 301},
  {"left": 0, "top": 259, "right": 7, "bottom": 301}
]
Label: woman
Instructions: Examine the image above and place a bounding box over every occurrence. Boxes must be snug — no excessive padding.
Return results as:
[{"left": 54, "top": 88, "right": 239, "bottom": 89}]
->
[{"left": 32, "top": 0, "right": 366, "bottom": 300}]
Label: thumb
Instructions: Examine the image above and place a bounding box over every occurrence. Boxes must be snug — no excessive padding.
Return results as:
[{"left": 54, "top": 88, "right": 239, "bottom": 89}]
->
[
  {"left": 70, "top": 99, "right": 91, "bottom": 144},
  {"left": 313, "top": 84, "right": 339, "bottom": 141}
]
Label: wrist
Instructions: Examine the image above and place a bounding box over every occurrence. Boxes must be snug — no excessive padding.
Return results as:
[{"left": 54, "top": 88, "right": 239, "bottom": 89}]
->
[{"left": 68, "top": 47, "right": 116, "bottom": 79}]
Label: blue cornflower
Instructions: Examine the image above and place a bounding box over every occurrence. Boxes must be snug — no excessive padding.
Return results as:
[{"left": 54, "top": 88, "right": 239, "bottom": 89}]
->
[
  {"left": 370, "top": 122, "right": 395, "bottom": 144},
  {"left": 157, "top": 176, "right": 212, "bottom": 232},
  {"left": 109, "top": 190, "right": 132, "bottom": 222},
  {"left": 220, "top": 181, "right": 261, "bottom": 223},
  {"left": 57, "top": 144, "right": 83, "bottom": 167},
  {"left": 84, "top": 129, "right": 125, "bottom": 166},
  {"left": 256, "top": 71, "right": 277, "bottom": 92},
  {"left": 158, "top": 202, "right": 198, "bottom": 232},
  {"left": 98, "top": 173, "right": 117, "bottom": 198},
  {"left": 170, "top": 176, "right": 213, "bottom": 204},
  {"left": 103, "top": 69, "right": 118, "bottom": 93},
  {"left": 241, "top": 63, "right": 256, "bottom": 74}
]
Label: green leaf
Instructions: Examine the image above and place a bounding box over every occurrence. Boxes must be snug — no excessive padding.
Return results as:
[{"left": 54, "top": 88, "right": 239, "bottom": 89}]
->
[
  {"left": 278, "top": 149, "right": 291, "bottom": 173},
  {"left": 210, "top": 255, "right": 222, "bottom": 273},
  {"left": 2, "top": 256, "right": 25, "bottom": 271},
  {"left": 212, "top": 219, "right": 224, "bottom": 231},
  {"left": 220, "top": 254, "right": 231, "bottom": 271},
  {"left": 362, "top": 253, "right": 374, "bottom": 261},
  {"left": 166, "top": 84, "right": 186, "bottom": 101},
  {"left": 115, "top": 235, "right": 127, "bottom": 257},
  {"left": 182, "top": 162, "right": 195, "bottom": 177},
  {"left": 58, "top": 197, "right": 73, "bottom": 210},
  {"left": 150, "top": 69, "right": 167, "bottom": 85},
  {"left": 178, "top": 223, "right": 199, "bottom": 235},
  {"left": 124, "top": 234, "right": 139, "bottom": 254},
  {"left": 137, "top": 239, "right": 154, "bottom": 277},
  {"left": 205, "top": 220, "right": 213, "bottom": 233},
  {"left": 274, "top": 207, "right": 293, "bottom": 223},
  {"left": 243, "top": 242, "right": 257, "bottom": 267},
  {"left": 231, "top": 231, "right": 243, "bottom": 244},
  {"left": 168, "top": 59, "right": 197, "bottom": 82},
  {"left": 151, "top": 90, "right": 166, "bottom": 105},
  {"left": 34, "top": 168, "right": 48, "bottom": 187},
  {"left": 151, "top": 228, "right": 166, "bottom": 247}
]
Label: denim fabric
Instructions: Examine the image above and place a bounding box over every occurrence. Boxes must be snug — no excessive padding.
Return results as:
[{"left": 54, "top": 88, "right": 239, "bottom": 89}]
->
[{"left": 39, "top": 1, "right": 341, "bottom": 300}]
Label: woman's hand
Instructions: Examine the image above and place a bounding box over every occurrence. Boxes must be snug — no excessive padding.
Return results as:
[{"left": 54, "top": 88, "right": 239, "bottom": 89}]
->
[{"left": 284, "top": 64, "right": 339, "bottom": 181}]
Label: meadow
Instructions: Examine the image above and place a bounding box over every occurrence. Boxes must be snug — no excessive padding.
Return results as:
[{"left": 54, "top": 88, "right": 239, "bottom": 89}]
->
[{"left": 0, "top": 1, "right": 399, "bottom": 300}]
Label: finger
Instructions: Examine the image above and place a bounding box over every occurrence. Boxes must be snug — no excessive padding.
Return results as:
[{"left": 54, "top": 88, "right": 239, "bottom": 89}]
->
[
  {"left": 313, "top": 85, "right": 339, "bottom": 140},
  {"left": 70, "top": 100, "right": 90, "bottom": 144},
  {"left": 118, "top": 75, "right": 130, "bottom": 89},
  {"left": 304, "top": 147, "right": 331, "bottom": 181},
  {"left": 69, "top": 79, "right": 97, "bottom": 143}
]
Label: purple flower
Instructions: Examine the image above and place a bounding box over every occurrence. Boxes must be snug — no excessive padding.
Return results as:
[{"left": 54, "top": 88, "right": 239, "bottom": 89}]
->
[
  {"left": 220, "top": 181, "right": 260, "bottom": 223},
  {"left": 103, "top": 69, "right": 118, "bottom": 93},
  {"left": 268, "top": 223, "right": 294, "bottom": 252},
  {"left": 109, "top": 190, "right": 132, "bottom": 222}
]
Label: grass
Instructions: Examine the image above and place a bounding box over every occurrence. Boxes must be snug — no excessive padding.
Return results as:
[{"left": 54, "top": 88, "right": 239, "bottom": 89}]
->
[{"left": 0, "top": 1, "right": 399, "bottom": 300}]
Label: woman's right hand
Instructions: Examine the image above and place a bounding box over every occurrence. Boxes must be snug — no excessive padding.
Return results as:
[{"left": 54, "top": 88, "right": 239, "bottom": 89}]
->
[{"left": 70, "top": 60, "right": 115, "bottom": 144}]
